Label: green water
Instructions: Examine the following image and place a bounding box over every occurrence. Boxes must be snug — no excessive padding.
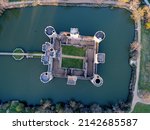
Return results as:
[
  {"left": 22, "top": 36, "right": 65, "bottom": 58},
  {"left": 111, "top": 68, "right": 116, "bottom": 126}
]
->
[{"left": 0, "top": 6, "right": 134, "bottom": 105}]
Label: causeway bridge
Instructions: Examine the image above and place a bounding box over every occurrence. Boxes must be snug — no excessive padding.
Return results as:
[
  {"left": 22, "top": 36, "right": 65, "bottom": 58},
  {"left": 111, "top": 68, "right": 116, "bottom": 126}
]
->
[{"left": 0, "top": 52, "right": 44, "bottom": 57}]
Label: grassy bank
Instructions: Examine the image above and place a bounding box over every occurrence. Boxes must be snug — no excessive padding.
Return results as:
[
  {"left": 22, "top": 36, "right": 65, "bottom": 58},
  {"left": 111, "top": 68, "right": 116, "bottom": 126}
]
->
[
  {"left": 133, "top": 103, "right": 150, "bottom": 113},
  {"left": 138, "top": 25, "right": 150, "bottom": 91}
]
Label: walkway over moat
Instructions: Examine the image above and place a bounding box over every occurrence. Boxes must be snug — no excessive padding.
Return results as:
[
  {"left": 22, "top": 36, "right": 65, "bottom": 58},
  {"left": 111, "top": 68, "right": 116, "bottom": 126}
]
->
[{"left": 0, "top": 52, "right": 43, "bottom": 57}]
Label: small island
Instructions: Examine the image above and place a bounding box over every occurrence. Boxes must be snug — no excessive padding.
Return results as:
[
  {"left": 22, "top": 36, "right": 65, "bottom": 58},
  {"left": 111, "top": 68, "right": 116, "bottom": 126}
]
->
[
  {"left": 40, "top": 26, "right": 105, "bottom": 87},
  {"left": 12, "top": 48, "right": 24, "bottom": 60}
]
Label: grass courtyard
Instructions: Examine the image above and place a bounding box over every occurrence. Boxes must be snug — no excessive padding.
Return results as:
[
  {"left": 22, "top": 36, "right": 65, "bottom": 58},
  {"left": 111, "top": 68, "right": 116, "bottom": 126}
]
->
[
  {"left": 133, "top": 103, "right": 150, "bottom": 113},
  {"left": 62, "top": 45, "right": 86, "bottom": 57},
  {"left": 138, "top": 25, "right": 150, "bottom": 91},
  {"left": 62, "top": 58, "right": 83, "bottom": 69},
  {"left": 61, "top": 45, "right": 85, "bottom": 69}
]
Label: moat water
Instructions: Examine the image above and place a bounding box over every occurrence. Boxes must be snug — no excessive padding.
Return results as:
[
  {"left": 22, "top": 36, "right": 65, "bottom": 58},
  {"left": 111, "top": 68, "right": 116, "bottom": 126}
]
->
[{"left": 0, "top": 6, "right": 134, "bottom": 105}]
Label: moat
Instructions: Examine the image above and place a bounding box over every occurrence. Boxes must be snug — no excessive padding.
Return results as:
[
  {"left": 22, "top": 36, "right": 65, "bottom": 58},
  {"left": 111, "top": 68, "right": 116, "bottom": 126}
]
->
[{"left": 0, "top": 6, "right": 134, "bottom": 105}]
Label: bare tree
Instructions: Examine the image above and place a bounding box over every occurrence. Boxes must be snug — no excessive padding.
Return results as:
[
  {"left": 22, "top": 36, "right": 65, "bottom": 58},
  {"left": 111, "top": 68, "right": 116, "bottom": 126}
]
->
[{"left": 130, "top": 41, "right": 140, "bottom": 51}]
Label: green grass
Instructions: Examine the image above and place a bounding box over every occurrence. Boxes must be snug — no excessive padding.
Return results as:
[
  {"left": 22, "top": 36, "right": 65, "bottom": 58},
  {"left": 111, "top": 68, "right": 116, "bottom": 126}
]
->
[
  {"left": 138, "top": 25, "right": 150, "bottom": 91},
  {"left": 62, "top": 58, "right": 83, "bottom": 69},
  {"left": 62, "top": 46, "right": 86, "bottom": 57},
  {"left": 133, "top": 103, "right": 150, "bottom": 113}
]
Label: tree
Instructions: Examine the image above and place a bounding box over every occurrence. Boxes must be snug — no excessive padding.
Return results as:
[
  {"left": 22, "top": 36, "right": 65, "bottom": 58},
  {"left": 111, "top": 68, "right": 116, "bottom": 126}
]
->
[
  {"left": 145, "top": 22, "right": 150, "bottom": 29},
  {"left": 130, "top": 41, "right": 140, "bottom": 51},
  {"left": 144, "top": 6, "right": 150, "bottom": 23},
  {"left": 129, "top": 0, "right": 140, "bottom": 10},
  {"left": 131, "top": 10, "right": 141, "bottom": 22},
  {"left": 16, "top": 103, "right": 25, "bottom": 112},
  {"left": 90, "top": 104, "right": 103, "bottom": 113},
  {"left": 131, "top": 7, "right": 145, "bottom": 22},
  {"left": 55, "top": 103, "right": 64, "bottom": 113}
]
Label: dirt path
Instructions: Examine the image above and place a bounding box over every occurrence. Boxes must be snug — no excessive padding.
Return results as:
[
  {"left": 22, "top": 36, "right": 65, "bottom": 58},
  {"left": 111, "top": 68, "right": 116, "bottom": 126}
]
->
[{"left": 130, "top": 19, "right": 142, "bottom": 112}]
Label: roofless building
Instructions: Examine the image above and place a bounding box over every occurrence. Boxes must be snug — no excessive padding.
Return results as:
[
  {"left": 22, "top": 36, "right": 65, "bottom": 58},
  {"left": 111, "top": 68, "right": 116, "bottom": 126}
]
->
[{"left": 40, "top": 26, "right": 106, "bottom": 87}]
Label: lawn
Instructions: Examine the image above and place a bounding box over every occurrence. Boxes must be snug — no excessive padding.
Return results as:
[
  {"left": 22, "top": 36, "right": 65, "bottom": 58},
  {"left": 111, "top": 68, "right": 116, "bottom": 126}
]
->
[
  {"left": 138, "top": 25, "right": 150, "bottom": 91},
  {"left": 133, "top": 103, "right": 150, "bottom": 113},
  {"left": 62, "top": 45, "right": 86, "bottom": 57},
  {"left": 62, "top": 58, "right": 83, "bottom": 69}
]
